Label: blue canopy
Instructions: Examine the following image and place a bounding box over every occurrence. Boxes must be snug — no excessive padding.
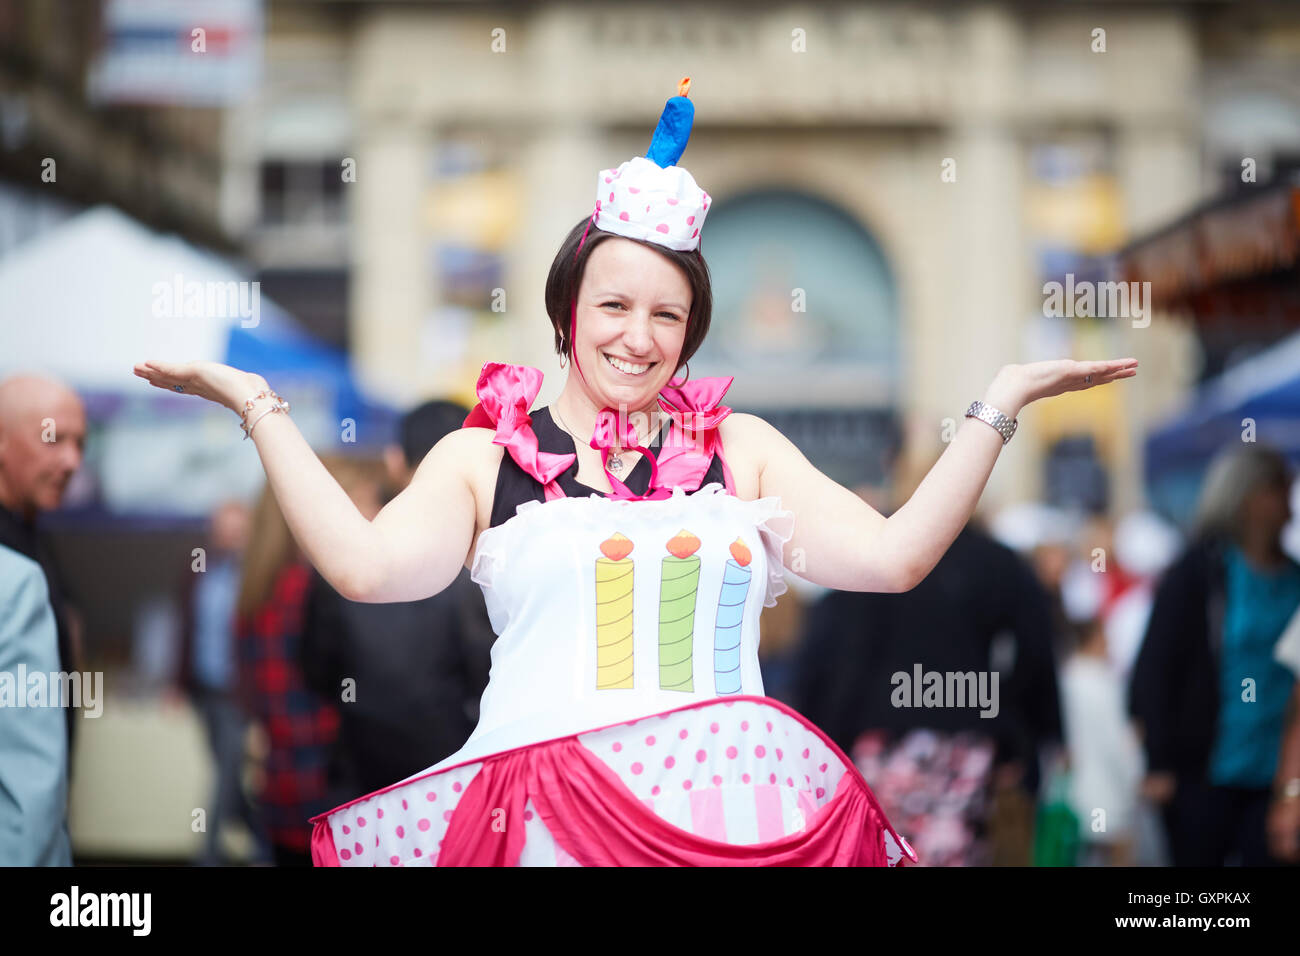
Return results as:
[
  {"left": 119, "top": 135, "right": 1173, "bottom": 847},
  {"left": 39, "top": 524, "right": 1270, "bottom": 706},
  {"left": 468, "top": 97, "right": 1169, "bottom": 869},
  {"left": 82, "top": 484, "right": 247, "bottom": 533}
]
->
[
  {"left": 1145, "top": 331, "right": 1300, "bottom": 524},
  {"left": 226, "top": 306, "right": 397, "bottom": 446}
]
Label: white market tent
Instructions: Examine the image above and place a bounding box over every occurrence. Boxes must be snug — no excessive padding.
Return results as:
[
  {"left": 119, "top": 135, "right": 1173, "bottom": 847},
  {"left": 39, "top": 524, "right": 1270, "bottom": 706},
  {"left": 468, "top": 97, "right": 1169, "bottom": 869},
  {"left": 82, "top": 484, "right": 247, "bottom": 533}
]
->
[
  {"left": 0, "top": 204, "right": 263, "bottom": 389},
  {"left": 0, "top": 205, "right": 390, "bottom": 516}
]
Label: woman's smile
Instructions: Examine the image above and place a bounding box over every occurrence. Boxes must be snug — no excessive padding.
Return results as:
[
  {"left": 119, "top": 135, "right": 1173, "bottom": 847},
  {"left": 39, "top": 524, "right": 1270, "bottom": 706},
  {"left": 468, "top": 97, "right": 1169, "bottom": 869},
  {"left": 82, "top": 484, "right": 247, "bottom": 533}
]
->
[{"left": 603, "top": 352, "right": 656, "bottom": 376}]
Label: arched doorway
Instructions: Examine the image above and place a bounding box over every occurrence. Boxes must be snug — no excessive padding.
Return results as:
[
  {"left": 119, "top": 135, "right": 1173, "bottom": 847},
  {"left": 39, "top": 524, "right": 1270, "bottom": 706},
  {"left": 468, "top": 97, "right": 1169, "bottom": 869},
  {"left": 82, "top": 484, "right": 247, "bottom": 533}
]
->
[{"left": 692, "top": 188, "right": 901, "bottom": 487}]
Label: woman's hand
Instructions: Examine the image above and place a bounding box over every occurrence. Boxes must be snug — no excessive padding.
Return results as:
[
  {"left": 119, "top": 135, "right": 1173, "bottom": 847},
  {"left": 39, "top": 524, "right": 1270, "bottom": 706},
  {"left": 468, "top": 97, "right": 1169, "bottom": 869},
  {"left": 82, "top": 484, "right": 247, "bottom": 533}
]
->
[
  {"left": 132, "top": 360, "right": 269, "bottom": 416},
  {"left": 984, "top": 358, "right": 1139, "bottom": 419}
]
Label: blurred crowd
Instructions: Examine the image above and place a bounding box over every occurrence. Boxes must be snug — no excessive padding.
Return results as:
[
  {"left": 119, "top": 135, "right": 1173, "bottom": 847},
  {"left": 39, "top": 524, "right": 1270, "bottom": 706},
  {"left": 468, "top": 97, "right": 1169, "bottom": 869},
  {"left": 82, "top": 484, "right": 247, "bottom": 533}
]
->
[
  {"left": 0, "top": 373, "right": 493, "bottom": 865},
  {"left": 2, "top": 368, "right": 1299, "bottom": 867},
  {"left": 177, "top": 398, "right": 496, "bottom": 866},
  {"left": 774, "top": 438, "right": 1300, "bottom": 867}
]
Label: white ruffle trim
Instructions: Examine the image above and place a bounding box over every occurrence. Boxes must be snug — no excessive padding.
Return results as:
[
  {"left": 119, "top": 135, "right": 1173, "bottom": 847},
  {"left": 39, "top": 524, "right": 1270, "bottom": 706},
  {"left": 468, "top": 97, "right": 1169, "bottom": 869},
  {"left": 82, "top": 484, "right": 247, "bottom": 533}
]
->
[{"left": 471, "top": 483, "right": 795, "bottom": 607}]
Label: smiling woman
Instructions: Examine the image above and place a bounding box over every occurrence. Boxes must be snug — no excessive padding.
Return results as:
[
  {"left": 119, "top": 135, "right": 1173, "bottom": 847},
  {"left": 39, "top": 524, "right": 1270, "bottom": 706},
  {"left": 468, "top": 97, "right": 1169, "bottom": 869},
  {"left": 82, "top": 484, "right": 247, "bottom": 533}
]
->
[
  {"left": 133, "top": 77, "right": 1136, "bottom": 867},
  {"left": 547, "top": 237, "right": 699, "bottom": 465},
  {"left": 544, "top": 213, "right": 713, "bottom": 379}
]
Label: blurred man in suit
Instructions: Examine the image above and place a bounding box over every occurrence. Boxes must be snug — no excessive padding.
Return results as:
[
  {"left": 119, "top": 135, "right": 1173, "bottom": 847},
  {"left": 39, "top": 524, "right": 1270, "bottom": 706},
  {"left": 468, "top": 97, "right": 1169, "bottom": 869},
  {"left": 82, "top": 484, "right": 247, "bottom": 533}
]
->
[{"left": 0, "top": 544, "right": 72, "bottom": 864}]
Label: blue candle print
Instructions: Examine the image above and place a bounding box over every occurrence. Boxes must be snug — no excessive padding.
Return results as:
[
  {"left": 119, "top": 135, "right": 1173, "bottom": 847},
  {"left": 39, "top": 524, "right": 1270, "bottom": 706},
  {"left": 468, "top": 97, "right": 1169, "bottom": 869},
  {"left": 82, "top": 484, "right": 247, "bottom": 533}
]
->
[{"left": 713, "top": 537, "right": 752, "bottom": 695}]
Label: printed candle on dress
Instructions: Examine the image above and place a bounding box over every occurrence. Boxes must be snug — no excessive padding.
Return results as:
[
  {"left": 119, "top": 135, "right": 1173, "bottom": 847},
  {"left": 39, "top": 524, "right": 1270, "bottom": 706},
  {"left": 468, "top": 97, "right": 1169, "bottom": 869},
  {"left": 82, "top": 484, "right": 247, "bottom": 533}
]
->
[
  {"left": 595, "top": 533, "right": 635, "bottom": 689},
  {"left": 714, "top": 537, "right": 752, "bottom": 695},
  {"left": 659, "top": 529, "right": 701, "bottom": 692}
]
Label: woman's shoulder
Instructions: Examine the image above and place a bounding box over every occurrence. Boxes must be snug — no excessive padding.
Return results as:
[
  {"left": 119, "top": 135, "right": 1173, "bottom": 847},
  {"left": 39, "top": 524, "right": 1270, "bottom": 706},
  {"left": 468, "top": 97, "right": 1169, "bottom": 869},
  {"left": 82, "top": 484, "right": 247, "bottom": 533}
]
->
[
  {"left": 406, "top": 425, "right": 505, "bottom": 502},
  {"left": 718, "top": 411, "right": 796, "bottom": 466},
  {"left": 445, "top": 424, "right": 507, "bottom": 470},
  {"left": 715, "top": 412, "right": 780, "bottom": 500},
  {"left": 718, "top": 411, "right": 777, "bottom": 441}
]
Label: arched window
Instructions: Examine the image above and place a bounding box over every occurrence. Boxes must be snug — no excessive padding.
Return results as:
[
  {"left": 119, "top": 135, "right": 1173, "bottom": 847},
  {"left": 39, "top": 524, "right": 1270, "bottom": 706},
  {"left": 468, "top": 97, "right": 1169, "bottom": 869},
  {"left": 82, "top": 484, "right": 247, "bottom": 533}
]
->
[
  {"left": 693, "top": 188, "right": 899, "bottom": 409},
  {"left": 692, "top": 189, "right": 901, "bottom": 488}
]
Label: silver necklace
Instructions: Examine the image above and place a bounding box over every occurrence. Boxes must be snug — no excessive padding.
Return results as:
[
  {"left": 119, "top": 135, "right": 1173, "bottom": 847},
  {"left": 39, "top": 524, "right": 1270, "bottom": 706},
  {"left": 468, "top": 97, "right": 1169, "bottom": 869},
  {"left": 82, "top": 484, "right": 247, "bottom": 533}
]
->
[{"left": 553, "top": 405, "right": 661, "bottom": 475}]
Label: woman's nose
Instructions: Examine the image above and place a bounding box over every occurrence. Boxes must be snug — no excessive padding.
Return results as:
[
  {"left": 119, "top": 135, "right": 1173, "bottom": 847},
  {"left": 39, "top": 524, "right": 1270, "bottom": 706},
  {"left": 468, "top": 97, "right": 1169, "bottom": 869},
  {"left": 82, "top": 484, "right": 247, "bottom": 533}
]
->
[{"left": 622, "top": 313, "right": 654, "bottom": 354}]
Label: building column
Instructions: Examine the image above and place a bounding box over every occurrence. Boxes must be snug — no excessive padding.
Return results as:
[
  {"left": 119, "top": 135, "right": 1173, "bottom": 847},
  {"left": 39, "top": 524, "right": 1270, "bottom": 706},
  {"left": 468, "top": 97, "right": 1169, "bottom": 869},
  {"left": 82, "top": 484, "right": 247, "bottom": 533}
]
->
[
  {"left": 349, "top": 121, "right": 429, "bottom": 406},
  {"left": 507, "top": 120, "right": 606, "bottom": 405},
  {"left": 1113, "top": 122, "right": 1203, "bottom": 512}
]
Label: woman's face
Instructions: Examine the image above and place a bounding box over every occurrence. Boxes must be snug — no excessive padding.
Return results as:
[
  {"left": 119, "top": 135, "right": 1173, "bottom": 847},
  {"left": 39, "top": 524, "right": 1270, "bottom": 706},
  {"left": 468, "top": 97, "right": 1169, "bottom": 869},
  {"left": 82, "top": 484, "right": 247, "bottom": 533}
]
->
[
  {"left": 570, "top": 237, "right": 692, "bottom": 414},
  {"left": 1242, "top": 478, "right": 1293, "bottom": 536}
]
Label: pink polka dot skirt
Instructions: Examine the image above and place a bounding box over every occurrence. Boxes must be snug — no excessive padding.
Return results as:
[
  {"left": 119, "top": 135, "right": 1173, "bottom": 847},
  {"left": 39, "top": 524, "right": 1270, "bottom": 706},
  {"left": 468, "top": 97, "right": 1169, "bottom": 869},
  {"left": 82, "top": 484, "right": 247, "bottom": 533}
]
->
[{"left": 311, "top": 696, "right": 918, "bottom": 867}]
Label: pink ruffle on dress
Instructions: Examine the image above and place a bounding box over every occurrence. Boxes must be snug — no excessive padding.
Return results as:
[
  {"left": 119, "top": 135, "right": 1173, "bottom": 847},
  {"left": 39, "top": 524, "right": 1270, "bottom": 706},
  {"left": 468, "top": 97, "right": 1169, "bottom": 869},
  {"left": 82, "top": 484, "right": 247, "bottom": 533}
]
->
[{"left": 310, "top": 363, "right": 918, "bottom": 867}]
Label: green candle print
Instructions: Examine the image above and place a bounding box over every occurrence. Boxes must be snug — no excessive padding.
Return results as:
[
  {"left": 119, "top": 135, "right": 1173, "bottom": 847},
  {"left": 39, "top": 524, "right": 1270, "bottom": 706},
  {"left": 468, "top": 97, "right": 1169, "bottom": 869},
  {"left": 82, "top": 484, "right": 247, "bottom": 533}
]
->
[{"left": 658, "top": 529, "right": 701, "bottom": 691}]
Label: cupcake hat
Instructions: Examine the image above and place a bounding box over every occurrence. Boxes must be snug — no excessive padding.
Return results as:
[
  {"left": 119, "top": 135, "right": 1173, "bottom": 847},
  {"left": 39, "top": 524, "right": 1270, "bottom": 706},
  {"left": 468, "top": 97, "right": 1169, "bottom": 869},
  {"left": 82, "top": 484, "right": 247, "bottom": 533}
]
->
[
  {"left": 588, "top": 76, "right": 711, "bottom": 251},
  {"left": 569, "top": 78, "right": 710, "bottom": 376}
]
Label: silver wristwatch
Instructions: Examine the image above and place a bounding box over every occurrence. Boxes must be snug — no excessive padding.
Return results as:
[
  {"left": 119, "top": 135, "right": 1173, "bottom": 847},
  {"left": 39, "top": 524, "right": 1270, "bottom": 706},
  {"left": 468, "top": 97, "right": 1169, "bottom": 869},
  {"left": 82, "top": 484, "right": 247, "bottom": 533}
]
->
[{"left": 965, "top": 400, "right": 1017, "bottom": 444}]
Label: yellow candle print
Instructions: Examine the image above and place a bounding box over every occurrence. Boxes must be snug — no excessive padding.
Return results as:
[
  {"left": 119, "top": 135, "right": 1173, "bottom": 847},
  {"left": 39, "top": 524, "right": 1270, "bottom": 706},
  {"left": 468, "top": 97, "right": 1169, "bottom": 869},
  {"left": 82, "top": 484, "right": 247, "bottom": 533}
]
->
[{"left": 595, "top": 532, "right": 635, "bottom": 689}]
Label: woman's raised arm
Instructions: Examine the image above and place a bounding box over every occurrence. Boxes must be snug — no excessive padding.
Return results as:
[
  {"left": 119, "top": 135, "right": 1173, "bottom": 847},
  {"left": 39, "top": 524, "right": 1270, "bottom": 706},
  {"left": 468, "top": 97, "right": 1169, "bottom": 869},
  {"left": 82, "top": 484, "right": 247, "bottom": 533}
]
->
[
  {"left": 132, "top": 360, "right": 480, "bottom": 604},
  {"left": 736, "top": 358, "right": 1138, "bottom": 593}
]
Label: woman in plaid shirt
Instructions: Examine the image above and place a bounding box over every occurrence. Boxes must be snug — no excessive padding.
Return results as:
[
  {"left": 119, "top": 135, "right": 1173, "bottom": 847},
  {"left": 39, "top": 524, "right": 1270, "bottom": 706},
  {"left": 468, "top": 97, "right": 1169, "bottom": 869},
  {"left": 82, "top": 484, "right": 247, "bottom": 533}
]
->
[{"left": 236, "top": 459, "right": 379, "bottom": 864}]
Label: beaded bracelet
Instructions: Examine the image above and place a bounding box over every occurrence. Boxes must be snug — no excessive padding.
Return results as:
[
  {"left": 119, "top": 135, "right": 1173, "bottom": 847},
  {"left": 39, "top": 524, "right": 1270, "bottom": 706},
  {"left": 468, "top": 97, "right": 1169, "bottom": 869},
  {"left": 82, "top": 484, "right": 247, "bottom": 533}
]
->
[{"left": 240, "top": 388, "right": 290, "bottom": 440}]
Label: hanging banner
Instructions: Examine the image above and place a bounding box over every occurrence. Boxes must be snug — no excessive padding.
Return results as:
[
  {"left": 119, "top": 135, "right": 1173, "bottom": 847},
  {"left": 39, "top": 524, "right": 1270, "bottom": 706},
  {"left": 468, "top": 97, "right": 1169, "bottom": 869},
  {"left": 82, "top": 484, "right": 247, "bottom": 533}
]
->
[{"left": 87, "top": 0, "right": 263, "bottom": 106}]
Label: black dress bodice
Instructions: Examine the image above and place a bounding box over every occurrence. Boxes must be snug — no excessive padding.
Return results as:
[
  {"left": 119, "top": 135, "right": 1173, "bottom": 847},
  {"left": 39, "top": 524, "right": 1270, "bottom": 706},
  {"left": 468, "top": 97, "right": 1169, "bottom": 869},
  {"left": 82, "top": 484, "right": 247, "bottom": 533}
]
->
[{"left": 487, "top": 406, "right": 729, "bottom": 529}]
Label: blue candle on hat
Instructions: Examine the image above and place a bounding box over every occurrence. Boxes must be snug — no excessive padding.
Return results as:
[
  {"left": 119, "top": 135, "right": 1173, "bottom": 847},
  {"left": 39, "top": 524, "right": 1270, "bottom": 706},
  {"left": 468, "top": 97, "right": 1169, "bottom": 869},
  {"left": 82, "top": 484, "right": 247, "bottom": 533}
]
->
[
  {"left": 646, "top": 77, "right": 694, "bottom": 168},
  {"left": 593, "top": 77, "right": 708, "bottom": 252}
]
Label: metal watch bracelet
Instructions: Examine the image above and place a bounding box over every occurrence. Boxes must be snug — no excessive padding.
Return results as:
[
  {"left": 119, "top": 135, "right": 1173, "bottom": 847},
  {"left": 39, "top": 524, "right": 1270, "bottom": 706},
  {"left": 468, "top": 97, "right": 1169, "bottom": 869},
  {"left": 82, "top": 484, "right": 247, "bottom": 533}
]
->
[{"left": 965, "top": 399, "right": 1018, "bottom": 444}]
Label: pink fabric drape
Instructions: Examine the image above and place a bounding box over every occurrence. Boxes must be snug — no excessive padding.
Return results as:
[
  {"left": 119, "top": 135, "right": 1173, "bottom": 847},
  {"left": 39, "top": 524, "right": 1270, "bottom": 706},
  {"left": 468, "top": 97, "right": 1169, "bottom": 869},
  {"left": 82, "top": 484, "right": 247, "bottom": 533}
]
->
[
  {"left": 311, "top": 817, "right": 340, "bottom": 866},
  {"left": 438, "top": 737, "right": 889, "bottom": 867},
  {"left": 463, "top": 362, "right": 575, "bottom": 501},
  {"left": 590, "top": 407, "right": 663, "bottom": 500},
  {"left": 461, "top": 361, "right": 738, "bottom": 502},
  {"left": 656, "top": 374, "right": 735, "bottom": 496}
]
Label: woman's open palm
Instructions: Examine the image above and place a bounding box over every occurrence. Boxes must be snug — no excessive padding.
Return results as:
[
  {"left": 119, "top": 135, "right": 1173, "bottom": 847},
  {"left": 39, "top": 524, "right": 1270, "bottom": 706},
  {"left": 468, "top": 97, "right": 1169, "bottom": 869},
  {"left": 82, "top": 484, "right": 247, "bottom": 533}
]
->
[
  {"left": 999, "top": 357, "right": 1138, "bottom": 411},
  {"left": 132, "top": 359, "right": 266, "bottom": 415}
]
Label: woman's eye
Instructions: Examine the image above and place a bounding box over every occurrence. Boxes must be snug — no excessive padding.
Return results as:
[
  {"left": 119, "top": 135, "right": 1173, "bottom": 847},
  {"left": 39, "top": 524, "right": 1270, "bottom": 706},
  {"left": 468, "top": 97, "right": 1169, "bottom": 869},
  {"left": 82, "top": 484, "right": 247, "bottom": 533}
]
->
[{"left": 600, "top": 301, "right": 681, "bottom": 320}]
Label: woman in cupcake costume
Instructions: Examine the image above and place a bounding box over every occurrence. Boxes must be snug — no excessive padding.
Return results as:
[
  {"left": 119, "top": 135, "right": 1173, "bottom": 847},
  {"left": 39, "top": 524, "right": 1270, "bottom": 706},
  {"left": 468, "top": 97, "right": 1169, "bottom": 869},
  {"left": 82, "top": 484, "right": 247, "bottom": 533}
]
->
[{"left": 134, "top": 78, "right": 1138, "bottom": 866}]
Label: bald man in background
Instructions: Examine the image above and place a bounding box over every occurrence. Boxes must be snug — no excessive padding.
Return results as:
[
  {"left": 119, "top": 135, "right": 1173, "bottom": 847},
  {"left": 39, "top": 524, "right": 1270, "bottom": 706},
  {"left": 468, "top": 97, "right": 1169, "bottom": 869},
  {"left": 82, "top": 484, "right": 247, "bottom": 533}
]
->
[{"left": 0, "top": 374, "right": 88, "bottom": 753}]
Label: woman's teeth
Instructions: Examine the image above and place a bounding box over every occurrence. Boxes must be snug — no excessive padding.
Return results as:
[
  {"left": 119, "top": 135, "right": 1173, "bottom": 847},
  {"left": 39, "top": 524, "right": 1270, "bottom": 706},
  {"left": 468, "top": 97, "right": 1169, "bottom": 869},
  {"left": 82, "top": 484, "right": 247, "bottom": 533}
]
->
[{"left": 605, "top": 354, "right": 653, "bottom": 375}]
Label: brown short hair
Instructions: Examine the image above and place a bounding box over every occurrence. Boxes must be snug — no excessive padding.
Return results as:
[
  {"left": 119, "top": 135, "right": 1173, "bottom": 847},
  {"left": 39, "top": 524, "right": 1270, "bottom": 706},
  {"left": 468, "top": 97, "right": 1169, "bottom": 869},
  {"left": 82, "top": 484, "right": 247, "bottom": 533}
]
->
[{"left": 544, "top": 216, "right": 713, "bottom": 375}]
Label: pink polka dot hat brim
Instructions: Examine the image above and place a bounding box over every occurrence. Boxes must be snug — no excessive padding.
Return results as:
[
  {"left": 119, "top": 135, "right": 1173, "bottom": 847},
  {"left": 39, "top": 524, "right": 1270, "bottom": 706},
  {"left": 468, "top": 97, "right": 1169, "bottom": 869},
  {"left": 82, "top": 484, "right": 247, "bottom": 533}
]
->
[{"left": 593, "top": 155, "right": 710, "bottom": 252}]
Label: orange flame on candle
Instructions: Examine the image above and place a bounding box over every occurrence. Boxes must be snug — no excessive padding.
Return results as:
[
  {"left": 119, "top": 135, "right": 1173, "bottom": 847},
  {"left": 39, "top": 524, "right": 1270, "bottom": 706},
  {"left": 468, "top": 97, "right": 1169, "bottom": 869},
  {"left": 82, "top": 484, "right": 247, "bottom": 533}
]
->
[
  {"left": 665, "top": 529, "right": 701, "bottom": 559},
  {"left": 678, "top": 77, "right": 691, "bottom": 98},
  {"left": 729, "top": 537, "right": 752, "bottom": 567},
  {"left": 600, "top": 532, "right": 634, "bottom": 561}
]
